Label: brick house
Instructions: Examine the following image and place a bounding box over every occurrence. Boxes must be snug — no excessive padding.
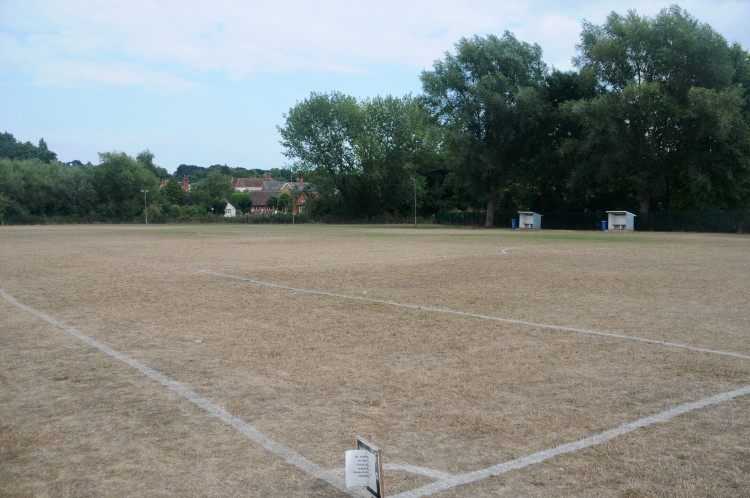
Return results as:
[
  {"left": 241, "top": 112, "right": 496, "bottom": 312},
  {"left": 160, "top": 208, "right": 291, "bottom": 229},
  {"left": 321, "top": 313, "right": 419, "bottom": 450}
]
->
[{"left": 232, "top": 175, "right": 312, "bottom": 215}]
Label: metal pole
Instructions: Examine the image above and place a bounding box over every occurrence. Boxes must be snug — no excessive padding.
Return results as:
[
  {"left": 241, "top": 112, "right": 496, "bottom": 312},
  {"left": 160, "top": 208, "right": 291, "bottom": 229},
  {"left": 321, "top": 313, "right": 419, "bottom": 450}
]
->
[
  {"left": 140, "top": 189, "right": 149, "bottom": 224},
  {"left": 412, "top": 177, "right": 417, "bottom": 226}
]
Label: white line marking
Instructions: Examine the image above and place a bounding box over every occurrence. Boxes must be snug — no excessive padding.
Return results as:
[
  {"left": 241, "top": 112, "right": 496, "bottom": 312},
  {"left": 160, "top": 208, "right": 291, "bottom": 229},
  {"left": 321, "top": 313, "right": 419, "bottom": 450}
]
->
[
  {"left": 0, "top": 288, "right": 354, "bottom": 496},
  {"left": 393, "top": 384, "right": 750, "bottom": 497},
  {"left": 210, "top": 247, "right": 517, "bottom": 272},
  {"left": 198, "top": 271, "right": 750, "bottom": 361},
  {"left": 383, "top": 464, "right": 455, "bottom": 480}
]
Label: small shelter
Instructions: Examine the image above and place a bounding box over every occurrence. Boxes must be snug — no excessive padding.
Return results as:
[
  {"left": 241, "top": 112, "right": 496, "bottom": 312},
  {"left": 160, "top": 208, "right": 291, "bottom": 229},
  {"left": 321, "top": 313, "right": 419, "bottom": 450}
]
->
[
  {"left": 606, "top": 211, "right": 636, "bottom": 230},
  {"left": 224, "top": 202, "right": 237, "bottom": 218},
  {"left": 517, "top": 211, "right": 542, "bottom": 229}
]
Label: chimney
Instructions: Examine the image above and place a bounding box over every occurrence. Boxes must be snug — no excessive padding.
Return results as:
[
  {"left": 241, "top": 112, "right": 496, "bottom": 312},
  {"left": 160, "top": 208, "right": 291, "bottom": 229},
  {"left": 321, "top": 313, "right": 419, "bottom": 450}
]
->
[
  {"left": 182, "top": 175, "right": 189, "bottom": 190},
  {"left": 299, "top": 178, "right": 303, "bottom": 188}
]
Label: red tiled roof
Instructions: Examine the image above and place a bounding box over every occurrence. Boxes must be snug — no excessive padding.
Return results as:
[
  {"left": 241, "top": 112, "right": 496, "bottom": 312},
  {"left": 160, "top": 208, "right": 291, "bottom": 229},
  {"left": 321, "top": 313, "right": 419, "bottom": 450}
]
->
[{"left": 232, "top": 177, "right": 268, "bottom": 189}]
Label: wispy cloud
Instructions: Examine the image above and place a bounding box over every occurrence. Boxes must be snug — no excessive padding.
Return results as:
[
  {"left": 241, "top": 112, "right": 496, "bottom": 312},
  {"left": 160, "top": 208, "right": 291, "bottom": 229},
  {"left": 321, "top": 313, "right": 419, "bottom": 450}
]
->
[
  {"left": 0, "top": 0, "right": 536, "bottom": 88},
  {"left": 3, "top": 0, "right": 748, "bottom": 91}
]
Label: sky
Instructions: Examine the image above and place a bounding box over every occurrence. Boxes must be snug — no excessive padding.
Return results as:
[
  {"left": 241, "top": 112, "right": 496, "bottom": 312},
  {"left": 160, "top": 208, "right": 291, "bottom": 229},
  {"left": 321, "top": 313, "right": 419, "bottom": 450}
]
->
[{"left": 1, "top": 1, "right": 749, "bottom": 174}]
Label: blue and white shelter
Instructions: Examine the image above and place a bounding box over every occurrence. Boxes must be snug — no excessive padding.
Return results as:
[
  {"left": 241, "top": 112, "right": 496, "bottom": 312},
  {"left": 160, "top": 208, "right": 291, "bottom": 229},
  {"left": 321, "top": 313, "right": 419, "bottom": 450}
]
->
[
  {"left": 518, "top": 211, "right": 542, "bottom": 229},
  {"left": 606, "top": 211, "right": 636, "bottom": 230}
]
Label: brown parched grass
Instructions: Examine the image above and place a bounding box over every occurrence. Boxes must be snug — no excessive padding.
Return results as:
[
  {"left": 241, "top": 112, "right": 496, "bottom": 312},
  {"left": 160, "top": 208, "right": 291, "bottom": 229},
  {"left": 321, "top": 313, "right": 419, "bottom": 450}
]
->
[{"left": 1, "top": 224, "right": 748, "bottom": 496}]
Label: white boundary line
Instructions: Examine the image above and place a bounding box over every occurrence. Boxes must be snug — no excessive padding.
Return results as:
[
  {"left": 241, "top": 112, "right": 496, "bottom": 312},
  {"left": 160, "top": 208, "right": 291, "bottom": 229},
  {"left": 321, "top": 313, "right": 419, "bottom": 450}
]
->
[
  {"left": 392, "top": 384, "right": 750, "bottom": 497},
  {"left": 198, "top": 271, "right": 750, "bottom": 361},
  {"left": 0, "top": 288, "right": 361, "bottom": 497}
]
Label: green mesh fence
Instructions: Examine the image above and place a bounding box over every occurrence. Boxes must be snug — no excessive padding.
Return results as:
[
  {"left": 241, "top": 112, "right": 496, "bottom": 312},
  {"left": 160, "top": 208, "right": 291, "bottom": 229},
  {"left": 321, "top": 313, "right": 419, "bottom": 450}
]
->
[{"left": 437, "top": 211, "right": 750, "bottom": 233}]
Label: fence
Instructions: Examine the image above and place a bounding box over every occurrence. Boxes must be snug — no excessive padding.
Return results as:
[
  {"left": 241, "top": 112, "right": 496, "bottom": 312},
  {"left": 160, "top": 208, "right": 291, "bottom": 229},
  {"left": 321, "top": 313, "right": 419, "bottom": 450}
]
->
[{"left": 436, "top": 211, "right": 750, "bottom": 233}]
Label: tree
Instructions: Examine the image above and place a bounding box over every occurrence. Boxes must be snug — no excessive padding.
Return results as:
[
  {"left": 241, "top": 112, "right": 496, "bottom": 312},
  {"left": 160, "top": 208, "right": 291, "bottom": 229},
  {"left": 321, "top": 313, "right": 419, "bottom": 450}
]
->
[
  {"left": 674, "top": 86, "right": 750, "bottom": 209},
  {"left": 137, "top": 149, "right": 168, "bottom": 179},
  {"left": 277, "top": 92, "right": 363, "bottom": 207},
  {"left": 230, "top": 191, "right": 252, "bottom": 213},
  {"left": 278, "top": 190, "right": 293, "bottom": 213},
  {"left": 358, "top": 95, "right": 437, "bottom": 216},
  {"left": 93, "top": 152, "right": 160, "bottom": 220},
  {"left": 279, "top": 91, "right": 443, "bottom": 218},
  {"left": 36, "top": 138, "right": 57, "bottom": 163},
  {"left": 57, "top": 164, "right": 96, "bottom": 217},
  {"left": 0, "top": 132, "right": 58, "bottom": 163},
  {"left": 190, "top": 169, "right": 234, "bottom": 210},
  {"left": 174, "top": 164, "right": 207, "bottom": 183},
  {"left": 278, "top": 91, "right": 364, "bottom": 213},
  {"left": 162, "top": 178, "right": 184, "bottom": 206},
  {"left": 533, "top": 70, "right": 597, "bottom": 211},
  {"left": 0, "top": 191, "right": 9, "bottom": 223},
  {"left": 420, "top": 32, "right": 548, "bottom": 227},
  {"left": 572, "top": 5, "right": 744, "bottom": 212}
]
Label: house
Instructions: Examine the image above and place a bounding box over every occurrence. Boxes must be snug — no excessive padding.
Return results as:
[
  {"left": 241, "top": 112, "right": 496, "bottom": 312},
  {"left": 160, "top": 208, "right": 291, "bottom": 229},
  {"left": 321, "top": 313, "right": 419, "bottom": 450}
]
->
[
  {"left": 159, "top": 175, "right": 191, "bottom": 191},
  {"left": 231, "top": 173, "right": 270, "bottom": 192},
  {"left": 247, "top": 191, "right": 279, "bottom": 215},
  {"left": 232, "top": 175, "right": 313, "bottom": 215},
  {"left": 224, "top": 202, "right": 237, "bottom": 218}
]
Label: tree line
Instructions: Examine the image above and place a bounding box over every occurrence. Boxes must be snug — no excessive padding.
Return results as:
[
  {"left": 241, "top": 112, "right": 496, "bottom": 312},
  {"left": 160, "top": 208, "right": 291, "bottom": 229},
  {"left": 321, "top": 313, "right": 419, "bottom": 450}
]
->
[
  {"left": 0, "top": 140, "right": 297, "bottom": 222},
  {"left": 1, "top": 6, "right": 748, "bottom": 226},
  {"left": 279, "top": 6, "right": 750, "bottom": 226}
]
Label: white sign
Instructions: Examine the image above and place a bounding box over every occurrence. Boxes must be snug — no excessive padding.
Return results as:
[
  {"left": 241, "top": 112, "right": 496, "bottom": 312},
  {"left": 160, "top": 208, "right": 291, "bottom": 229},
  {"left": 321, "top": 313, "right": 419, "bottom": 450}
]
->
[
  {"left": 345, "top": 449, "right": 376, "bottom": 489},
  {"left": 345, "top": 436, "right": 382, "bottom": 497}
]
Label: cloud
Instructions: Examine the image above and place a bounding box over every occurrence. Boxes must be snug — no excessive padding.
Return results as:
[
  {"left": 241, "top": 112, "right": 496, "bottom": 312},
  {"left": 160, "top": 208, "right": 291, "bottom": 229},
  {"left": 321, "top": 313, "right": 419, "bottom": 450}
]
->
[
  {"left": 0, "top": 0, "right": 533, "bottom": 85},
  {"left": 34, "top": 60, "right": 198, "bottom": 92},
  {"left": 1, "top": 0, "right": 748, "bottom": 90}
]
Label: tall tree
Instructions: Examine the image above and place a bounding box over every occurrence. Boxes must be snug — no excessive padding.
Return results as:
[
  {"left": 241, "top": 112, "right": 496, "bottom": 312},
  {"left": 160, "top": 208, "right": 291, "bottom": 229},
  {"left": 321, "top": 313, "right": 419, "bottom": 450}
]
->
[
  {"left": 278, "top": 91, "right": 364, "bottom": 214},
  {"left": 572, "top": 5, "right": 745, "bottom": 212},
  {"left": 420, "top": 32, "right": 548, "bottom": 227},
  {"left": 358, "top": 95, "right": 437, "bottom": 216}
]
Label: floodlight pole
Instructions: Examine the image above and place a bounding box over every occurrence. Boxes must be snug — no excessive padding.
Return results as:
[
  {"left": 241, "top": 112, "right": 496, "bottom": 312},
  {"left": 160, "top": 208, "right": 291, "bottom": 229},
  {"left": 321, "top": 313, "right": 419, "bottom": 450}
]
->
[{"left": 140, "top": 189, "right": 149, "bottom": 224}]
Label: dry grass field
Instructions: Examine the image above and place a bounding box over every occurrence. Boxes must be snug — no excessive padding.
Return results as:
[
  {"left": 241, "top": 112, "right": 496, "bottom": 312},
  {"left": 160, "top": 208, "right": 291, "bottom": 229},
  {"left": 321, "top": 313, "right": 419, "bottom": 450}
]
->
[{"left": 1, "top": 224, "right": 748, "bottom": 497}]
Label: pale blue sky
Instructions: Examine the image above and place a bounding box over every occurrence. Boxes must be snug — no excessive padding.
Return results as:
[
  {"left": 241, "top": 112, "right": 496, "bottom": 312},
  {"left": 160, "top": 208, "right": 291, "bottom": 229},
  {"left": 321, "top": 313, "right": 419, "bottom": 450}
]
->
[{"left": 1, "top": 0, "right": 748, "bottom": 173}]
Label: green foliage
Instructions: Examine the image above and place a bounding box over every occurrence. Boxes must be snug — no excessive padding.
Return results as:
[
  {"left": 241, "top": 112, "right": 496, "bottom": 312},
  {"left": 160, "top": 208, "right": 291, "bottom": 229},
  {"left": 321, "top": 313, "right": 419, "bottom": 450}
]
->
[
  {"left": 0, "top": 191, "right": 9, "bottom": 221},
  {"left": 137, "top": 149, "right": 169, "bottom": 179},
  {"left": 162, "top": 178, "right": 184, "bottom": 206},
  {"left": 190, "top": 169, "right": 234, "bottom": 210},
  {"left": 278, "top": 92, "right": 440, "bottom": 218},
  {"left": 174, "top": 164, "right": 207, "bottom": 182},
  {"left": 277, "top": 190, "right": 292, "bottom": 213},
  {"left": 265, "top": 195, "right": 279, "bottom": 209},
  {"left": 93, "top": 152, "right": 160, "bottom": 220},
  {"left": 278, "top": 91, "right": 363, "bottom": 195},
  {"left": 0, "top": 132, "right": 57, "bottom": 163},
  {"left": 230, "top": 191, "right": 252, "bottom": 213},
  {"left": 570, "top": 5, "right": 746, "bottom": 212},
  {"left": 421, "top": 32, "right": 548, "bottom": 226}
]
